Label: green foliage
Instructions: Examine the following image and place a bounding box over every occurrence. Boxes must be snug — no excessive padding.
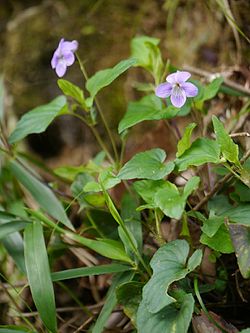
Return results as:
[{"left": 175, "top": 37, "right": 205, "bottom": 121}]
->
[
  {"left": 176, "top": 123, "right": 196, "bottom": 157},
  {"left": 116, "top": 281, "right": 143, "bottom": 324},
  {"left": 212, "top": 115, "right": 240, "bottom": 165},
  {"left": 137, "top": 293, "right": 194, "bottom": 333},
  {"left": 135, "top": 177, "right": 199, "bottom": 219},
  {"left": 92, "top": 271, "right": 134, "bottom": 333},
  {"left": 131, "top": 36, "right": 160, "bottom": 69},
  {"left": 142, "top": 240, "right": 202, "bottom": 313},
  {"left": 57, "top": 79, "right": 85, "bottom": 107},
  {"left": 176, "top": 138, "right": 221, "bottom": 171},
  {"left": 194, "top": 77, "right": 224, "bottom": 110},
  {"left": 86, "top": 58, "right": 137, "bottom": 107},
  {"left": 118, "top": 95, "right": 179, "bottom": 133},
  {"left": 9, "top": 160, "right": 74, "bottom": 230},
  {"left": 9, "top": 96, "right": 67, "bottom": 144},
  {"left": 51, "top": 263, "right": 131, "bottom": 281},
  {"left": 118, "top": 148, "right": 175, "bottom": 180},
  {"left": 24, "top": 222, "right": 57, "bottom": 333}
]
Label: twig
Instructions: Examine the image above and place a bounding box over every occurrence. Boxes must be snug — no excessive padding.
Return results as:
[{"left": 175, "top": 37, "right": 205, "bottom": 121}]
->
[
  {"left": 193, "top": 149, "right": 250, "bottom": 211},
  {"left": 230, "top": 132, "right": 250, "bottom": 138},
  {"left": 183, "top": 65, "right": 250, "bottom": 96}
]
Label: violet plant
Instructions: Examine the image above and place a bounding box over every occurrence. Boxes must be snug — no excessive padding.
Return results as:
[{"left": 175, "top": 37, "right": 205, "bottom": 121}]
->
[{"left": 0, "top": 35, "right": 250, "bottom": 333}]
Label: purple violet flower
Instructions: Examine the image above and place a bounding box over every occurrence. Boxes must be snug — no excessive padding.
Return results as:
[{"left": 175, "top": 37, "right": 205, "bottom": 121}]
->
[
  {"left": 155, "top": 70, "right": 198, "bottom": 108},
  {"left": 51, "top": 38, "right": 78, "bottom": 77}
]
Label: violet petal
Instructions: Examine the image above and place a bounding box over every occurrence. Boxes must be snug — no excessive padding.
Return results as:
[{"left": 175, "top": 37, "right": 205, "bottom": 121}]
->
[
  {"left": 182, "top": 82, "right": 198, "bottom": 97},
  {"left": 176, "top": 71, "right": 191, "bottom": 83},
  {"left": 155, "top": 82, "right": 172, "bottom": 98},
  {"left": 166, "top": 72, "right": 177, "bottom": 84},
  {"left": 51, "top": 53, "right": 58, "bottom": 69},
  {"left": 171, "top": 86, "right": 186, "bottom": 108},
  {"left": 55, "top": 60, "right": 67, "bottom": 77},
  {"left": 63, "top": 52, "right": 75, "bottom": 66},
  {"left": 61, "top": 40, "right": 78, "bottom": 53}
]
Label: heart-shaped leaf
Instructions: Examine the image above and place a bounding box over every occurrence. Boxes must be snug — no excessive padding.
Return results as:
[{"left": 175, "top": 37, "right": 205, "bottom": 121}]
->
[
  {"left": 142, "top": 239, "right": 202, "bottom": 313},
  {"left": 118, "top": 148, "right": 174, "bottom": 180}
]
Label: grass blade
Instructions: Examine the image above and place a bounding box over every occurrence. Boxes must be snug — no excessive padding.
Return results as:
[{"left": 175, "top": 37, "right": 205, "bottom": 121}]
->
[
  {"left": 24, "top": 221, "right": 57, "bottom": 333},
  {"left": 51, "top": 263, "right": 132, "bottom": 281}
]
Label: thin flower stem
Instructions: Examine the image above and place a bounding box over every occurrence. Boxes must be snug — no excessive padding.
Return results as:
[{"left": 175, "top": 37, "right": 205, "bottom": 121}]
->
[
  {"left": 76, "top": 54, "right": 119, "bottom": 166},
  {"left": 194, "top": 277, "right": 229, "bottom": 333},
  {"left": 71, "top": 112, "right": 115, "bottom": 164}
]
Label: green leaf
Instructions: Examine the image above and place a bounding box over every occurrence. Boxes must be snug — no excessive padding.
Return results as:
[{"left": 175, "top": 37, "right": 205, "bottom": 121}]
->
[
  {"left": 202, "top": 77, "right": 224, "bottom": 101},
  {"left": 209, "top": 196, "right": 250, "bottom": 227},
  {"left": 131, "top": 36, "right": 160, "bottom": 68},
  {"left": 240, "top": 329, "right": 250, "bottom": 333},
  {"left": 154, "top": 182, "right": 185, "bottom": 219},
  {"left": 176, "top": 123, "right": 196, "bottom": 157},
  {"left": 142, "top": 239, "right": 202, "bottom": 313},
  {"left": 134, "top": 178, "right": 199, "bottom": 219},
  {"left": 0, "top": 220, "right": 29, "bottom": 239},
  {"left": 66, "top": 233, "right": 133, "bottom": 264},
  {"left": 116, "top": 281, "right": 143, "bottom": 325},
  {"left": 175, "top": 138, "right": 220, "bottom": 171},
  {"left": 118, "top": 95, "right": 179, "bottom": 133},
  {"left": 201, "top": 214, "right": 225, "bottom": 237},
  {"left": 212, "top": 115, "right": 239, "bottom": 165},
  {"left": 9, "top": 160, "right": 74, "bottom": 230},
  {"left": 57, "top": 79, "right": 85, "bottom": 106},
  {"left": 51, "top": 263, "right": 131, "bottom": 281},
  {"left": 92, "top": 271, "right": 134, "bottom": 333},
  {"left": 84, "top": 169, "right": 121, "bottom": 192},
  {"left": 154, "top": 177, "right": 199, "bottom": 219},
  {"left": 24, "top": 222, "right": 57, "bottom": 333},
  {"left": 118, "top": 148, "right": 174, "bottom": 180},
  {"left": 182, "top": 176, "right": 200, "bottom": 200},
  {"left": 121, "top": 193, "right": 142, "bottom": 253},
  {"left": 134, "top": 179, "right": 166, "bottom": 206},
  {"left": 9, "top": 96, "right": 67, "bottom": 144},
  {"left": 71, "top": 173, "right": 105, "bottom": 210},
  {"left": 86, "top": 58, "right": 137, "bottom": 105},
  {"left": 1, "top": 231, "right": 26, "bottom": 273},
  {"left": 234, "top": 181, "right": 250, "bottom": 202},
  {"left": 137, "top": 293, "right": 194, "bottom": 333},
  {"left": 200, "top": 224, "right": 234, "bottom": 254},
  {"left": 229, "top": 224, "right": 250, "bottom": 278},
  {"left": 195, "top": 77, "right": 224, "bottom": 103}
]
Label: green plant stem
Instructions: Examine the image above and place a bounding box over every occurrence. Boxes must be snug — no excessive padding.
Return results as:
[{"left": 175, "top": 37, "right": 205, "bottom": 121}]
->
[
  {"left": 154, "top": 209, "right": 165, "bottom": 245},
  {"left": 102, "top": 189, "right": 152, "bottom": 277},
  {"left": 86, "top": 210, "right": 105, "bottom": 238},
  {"left": 71, "top": 112, "right": 115, "bottom": 164},
  {"left": 194, "top": 277, "right": 229, "bottom": 333},
  {"left": 76, "top": 54, "right": 119, "bottom": 166}
]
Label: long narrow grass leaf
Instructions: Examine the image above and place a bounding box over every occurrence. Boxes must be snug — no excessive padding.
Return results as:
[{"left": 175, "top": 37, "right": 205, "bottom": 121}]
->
[
  {"left": 24, "top": 222, "right": 57, "bottom": 333},
  {"left": 51, "top": 264, "right": 131, "bottom": 281}
]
